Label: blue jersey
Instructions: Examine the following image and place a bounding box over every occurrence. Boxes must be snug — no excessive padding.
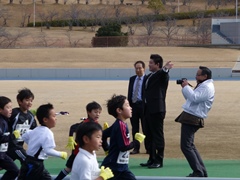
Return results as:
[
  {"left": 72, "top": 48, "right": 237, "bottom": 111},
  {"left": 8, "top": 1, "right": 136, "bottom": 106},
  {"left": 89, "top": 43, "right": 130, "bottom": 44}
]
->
[{"left": 101, "top": 119, "right": 137, "bottom": 172}]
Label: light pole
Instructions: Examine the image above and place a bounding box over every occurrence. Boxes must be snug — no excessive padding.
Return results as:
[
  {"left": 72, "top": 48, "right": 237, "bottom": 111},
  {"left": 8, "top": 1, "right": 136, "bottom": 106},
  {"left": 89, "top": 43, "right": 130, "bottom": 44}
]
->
[
  {"left": 236, "top": 0, "right": 238, "bottom": 20},
  {"left": 33, "top": 0, "right": 35, "bottom": 27},
  {"left": 178, "top": 0, "right": 179, "bottom": 13}
]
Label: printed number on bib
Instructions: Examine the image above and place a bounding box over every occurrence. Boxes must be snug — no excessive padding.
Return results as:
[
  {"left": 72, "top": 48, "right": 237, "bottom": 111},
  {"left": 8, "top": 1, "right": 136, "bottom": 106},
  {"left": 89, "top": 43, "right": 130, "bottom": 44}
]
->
[{"left": 117, "top": 151, "right": 129, "bottom": 164}]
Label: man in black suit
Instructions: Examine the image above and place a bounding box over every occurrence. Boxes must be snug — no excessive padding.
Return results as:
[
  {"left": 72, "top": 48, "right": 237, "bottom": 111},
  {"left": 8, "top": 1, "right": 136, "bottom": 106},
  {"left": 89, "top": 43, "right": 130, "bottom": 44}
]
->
[
  {"left": 127, "top": 60, "right": 149, "bottom": 154},
  {"left": 140, "top": 54, "right": 173, "bottom": 168}
]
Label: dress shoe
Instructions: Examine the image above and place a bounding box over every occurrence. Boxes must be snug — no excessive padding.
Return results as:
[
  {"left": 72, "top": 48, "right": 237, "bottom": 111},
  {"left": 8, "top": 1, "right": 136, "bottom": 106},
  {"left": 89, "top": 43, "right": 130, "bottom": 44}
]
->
[
  {"left": 148, "top": 163, "right": 163, "bottom": 169},
  {"left": 140, "top": 160, "right": 152, "bottom": 167},
  {"left": 186, "top": 173, "right": 204, "bottom": 177},
  {"left": 130, "top": 149, "right": 139, "bottom": 155}
]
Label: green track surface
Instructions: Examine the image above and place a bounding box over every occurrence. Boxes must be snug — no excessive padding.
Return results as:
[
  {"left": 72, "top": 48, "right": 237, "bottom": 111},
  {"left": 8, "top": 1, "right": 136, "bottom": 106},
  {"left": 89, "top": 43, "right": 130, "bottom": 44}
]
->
[{"left": 1, "top": 157, "right": 240, "bottom": 178}]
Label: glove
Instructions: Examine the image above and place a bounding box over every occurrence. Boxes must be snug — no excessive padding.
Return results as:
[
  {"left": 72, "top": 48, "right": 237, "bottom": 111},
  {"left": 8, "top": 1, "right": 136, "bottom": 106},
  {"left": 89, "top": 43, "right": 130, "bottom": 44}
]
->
[
  {"left": 30, "top": 109, "right": 37, "bottom": 116},
  {"left": 134, "top": 133, "right": 145, "bottom": 143},
  {"left": 99, "top": 166, "right": 114, "bottom": 180},
  {"left": 60, "top": 152, "right": 68, "bottom": 160},
  {"left": 103, "top": 122, "right": 109, "bottom": 130},
  {"left": 105, "top": 151, "right": 108, "bottom": 156},
  {"left": 13, "top": 130, "right": 20, "bottom": 139},
  {"left": 65, "top": 136, "right": 77, "bottom": 150}
]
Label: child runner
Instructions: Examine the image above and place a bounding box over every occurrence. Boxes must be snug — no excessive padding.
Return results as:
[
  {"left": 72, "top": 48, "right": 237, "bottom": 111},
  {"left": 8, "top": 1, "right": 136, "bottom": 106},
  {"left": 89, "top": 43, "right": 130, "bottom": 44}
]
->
[
  {"left": 70, "top": 121, "right": 114, "bottom": 180},
  {"left": 7, "top": 88, "right": 37, "bottom": 164},
  {"left": 0, "top": 96, "right": 20, "bottom": 180},
  {"left": 18, "top": 103, "right": 67, "bottom": 180},
  {"left": 101, "top": 94, "right": 145, "bottom": 180},
  {"left": 55, "top": 101, "right": 103, "bottom": 180}
]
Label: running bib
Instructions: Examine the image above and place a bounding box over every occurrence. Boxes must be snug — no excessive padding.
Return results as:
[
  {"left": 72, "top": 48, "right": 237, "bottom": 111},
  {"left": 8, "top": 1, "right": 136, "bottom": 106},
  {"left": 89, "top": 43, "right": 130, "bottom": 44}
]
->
[
  {"left": 16, "top": 123, "right": 30, "bottom": 142},
  {"left": 0, "top": 132, "right": 9, "bottom": 152},
  {"left": 117, "top": 151, "right": 129, "bottom": 164}
]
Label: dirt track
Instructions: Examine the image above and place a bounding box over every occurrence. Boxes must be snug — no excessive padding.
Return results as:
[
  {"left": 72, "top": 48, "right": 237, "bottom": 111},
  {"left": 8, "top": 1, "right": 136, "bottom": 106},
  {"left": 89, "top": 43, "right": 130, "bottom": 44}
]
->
[
  {"left": 1, "top": 46, "right": 240, "bottom": 160},
  {"left": 1, "top": 79, "right": 239, "bottom": 160}
]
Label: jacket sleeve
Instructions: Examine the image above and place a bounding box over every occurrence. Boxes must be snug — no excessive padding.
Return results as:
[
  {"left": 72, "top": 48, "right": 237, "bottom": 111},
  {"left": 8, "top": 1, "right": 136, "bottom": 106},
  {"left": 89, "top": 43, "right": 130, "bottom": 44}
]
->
[
  {"left": 102, "top": 126, "right": 112, "bottom": 151},
  {"left": 69, "top": 123, "right": 81, "bottom": 136}
]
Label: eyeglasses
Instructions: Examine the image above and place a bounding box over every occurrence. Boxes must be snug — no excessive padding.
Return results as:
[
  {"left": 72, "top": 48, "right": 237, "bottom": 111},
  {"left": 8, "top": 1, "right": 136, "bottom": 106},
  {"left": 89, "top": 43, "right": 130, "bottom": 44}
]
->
[{"left": 196, "top": 74, "right": 203, "bottom": 76}]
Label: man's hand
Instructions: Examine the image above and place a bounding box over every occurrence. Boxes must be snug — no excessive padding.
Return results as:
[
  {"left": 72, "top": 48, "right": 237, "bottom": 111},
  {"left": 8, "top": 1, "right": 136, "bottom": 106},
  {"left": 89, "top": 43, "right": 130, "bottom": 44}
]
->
[
  {"left": 103, "top": 122, "right": 109, "bottom": 130},
  {"left": 134, "top": 133, "right": 146, "bottom": 143},
  {"left": 65, "top": 136, "right": 77, "bottom": 150},
  {"left": 163, "top": 61, "right": 174, "bottom": 70},
  {"left": 13, "top": 130, "right": 20, "bottom": 139},
  {"left": 99, "top": 166, "right": 114, "bottom": 180},
  {"left": 60, "top": 152, "right": 68, "bottom": 160},
  {"left": 181, "top": 79, "right": 189, "bottom": 88}
]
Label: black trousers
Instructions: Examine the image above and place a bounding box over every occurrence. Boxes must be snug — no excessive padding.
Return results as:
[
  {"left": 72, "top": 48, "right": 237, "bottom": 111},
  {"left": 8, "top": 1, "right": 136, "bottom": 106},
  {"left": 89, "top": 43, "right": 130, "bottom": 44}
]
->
[
  {"left": 0, "top": 154, "right": 19, "bottom": 180},
  {"left": 181, "top": 123, "right": 207, "bottom": 177},
  {"left": 109, "top": 169, "right": 136, "bottom": 180},
  {"left": 130, "top": 101, "right": 149, "bottom": 151},
  {"left": 7, "top": 147, "right": 27, "bottom": 164},
  {"left": 145, "top": 107, "right": 165, "bottom": 164},
  {"left": 18, "top": 156, "right": 52, "bottom": 180}
]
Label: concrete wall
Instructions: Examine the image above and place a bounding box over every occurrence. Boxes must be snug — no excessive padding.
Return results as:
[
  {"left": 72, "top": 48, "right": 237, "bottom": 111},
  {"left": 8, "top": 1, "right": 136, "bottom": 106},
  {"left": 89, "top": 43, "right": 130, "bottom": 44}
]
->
[
  {"left": 221, "top": 22, "right": 240, "bottom": 44},
  {"left": 211, "top": 18, "right": 240, "bottom": 45},
  {"left": 0, "top": 68, "right": 234, "bottom": 80}
]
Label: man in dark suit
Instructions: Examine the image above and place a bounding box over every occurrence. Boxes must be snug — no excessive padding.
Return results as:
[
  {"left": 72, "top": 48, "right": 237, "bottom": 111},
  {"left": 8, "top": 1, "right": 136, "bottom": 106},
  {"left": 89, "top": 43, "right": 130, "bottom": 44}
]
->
[
  {"left": 140, "top": 54, "right": 173, "bottom": 168},
  {"left": 127, "top": 60, "right": 149, "bottom": 154}
]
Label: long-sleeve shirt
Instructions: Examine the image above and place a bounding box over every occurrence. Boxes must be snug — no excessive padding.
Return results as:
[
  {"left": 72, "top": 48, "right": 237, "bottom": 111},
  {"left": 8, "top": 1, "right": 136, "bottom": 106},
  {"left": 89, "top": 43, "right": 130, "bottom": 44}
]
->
[
  {"left": 182, "top": 79, "right": 215, "bottom": 119},
  {"left": 22, "top": 126, "right": 61, "bottom": 160},
  {"left": 101, "top": 119, "right": 138, "bottom": 172}
]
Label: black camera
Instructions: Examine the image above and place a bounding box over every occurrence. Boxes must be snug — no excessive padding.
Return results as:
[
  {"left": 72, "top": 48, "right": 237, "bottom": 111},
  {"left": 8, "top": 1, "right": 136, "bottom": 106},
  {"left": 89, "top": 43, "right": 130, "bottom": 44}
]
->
[{"left": 176, "top": 78, "right": 187, "bottom": 84}]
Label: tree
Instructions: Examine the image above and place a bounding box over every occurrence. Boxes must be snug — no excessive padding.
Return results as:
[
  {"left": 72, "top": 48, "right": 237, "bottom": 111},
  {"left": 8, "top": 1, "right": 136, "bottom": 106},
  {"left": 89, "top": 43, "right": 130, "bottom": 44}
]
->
[
  {"left": 140, "top": 0, "right": 145, "bottom": 5},
  {"left": 148, "top": 0, "right": 164, "bottom": 15},
  {"left": 159, "top": 16, "right": 180, "bottom": 45},
  {"left": 93, "top": 23, "right": 128, "bottom": 47},
  {"left": 140, "top": 15, "right": 156, "bottom": 45},
  {"left": 63, "top": 4, "right": 81, "bottom": 30},
  {"left": 187, "top": 18, "right": 211, "bottom": 44},
  {"left": 96, "top": 23, "right": 126, "bottom": 36}
]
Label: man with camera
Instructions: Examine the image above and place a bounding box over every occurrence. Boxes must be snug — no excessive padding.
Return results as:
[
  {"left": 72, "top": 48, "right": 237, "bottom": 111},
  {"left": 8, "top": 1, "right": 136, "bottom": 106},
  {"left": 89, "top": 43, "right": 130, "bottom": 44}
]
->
[
  {"left": 140, "top": 54, "right": 173, "bottom": 169},
  {"left": 175, "top": 66, "right": 215, "bottom": 177}
]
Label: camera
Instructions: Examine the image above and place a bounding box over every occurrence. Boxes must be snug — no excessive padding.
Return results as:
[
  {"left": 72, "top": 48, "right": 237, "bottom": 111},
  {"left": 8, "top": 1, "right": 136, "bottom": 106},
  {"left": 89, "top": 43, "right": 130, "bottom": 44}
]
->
[{"left": 176, "top": 78, "right": 187, "bottom": 84}]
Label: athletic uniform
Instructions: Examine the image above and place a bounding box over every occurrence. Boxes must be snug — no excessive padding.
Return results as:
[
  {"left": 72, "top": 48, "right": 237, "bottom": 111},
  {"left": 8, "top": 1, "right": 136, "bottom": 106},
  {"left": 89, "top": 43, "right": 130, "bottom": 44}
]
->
[
  {"left": 101, "top": 119, "right": 138, "bottom": 180},
  {"left": 70, "top": 148, "right": 100, "bottom": 180},
  {"left": 18, "top": 126, "right": 63, "bottom": 180},
  {"left": 0, "top": 114, "right": 19, "bottom": 180},
  {"left": 7, "top": 108, "right": 37, "bottom": 164}
]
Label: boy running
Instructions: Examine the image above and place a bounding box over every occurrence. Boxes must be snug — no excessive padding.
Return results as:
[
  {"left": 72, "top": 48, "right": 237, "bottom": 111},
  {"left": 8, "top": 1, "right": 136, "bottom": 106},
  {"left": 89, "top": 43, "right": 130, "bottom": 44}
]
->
[
  {"left": 70, "top": 121, "right": 114, "bottom": 180},
  {"left": 18, "top": 103, "right": 67, "bottom": 180},
  {"left": 7, "top": 88, "right": 37, "bottom": 164},
  {"left": 101, "top": 94, "right": 145, "bottom": 180},
  {"left": 0, "top": 96, "right": 20, "bottom": 180},
  {"left": 55, "top": 101, "right": 102, "bottom": 180}
]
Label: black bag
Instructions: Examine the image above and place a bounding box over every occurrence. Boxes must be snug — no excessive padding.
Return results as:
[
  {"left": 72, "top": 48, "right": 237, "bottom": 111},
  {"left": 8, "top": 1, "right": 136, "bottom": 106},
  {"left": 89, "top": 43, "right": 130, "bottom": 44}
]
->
[{"left": 175, "top": 111, "right": 204, "bottom": 128}]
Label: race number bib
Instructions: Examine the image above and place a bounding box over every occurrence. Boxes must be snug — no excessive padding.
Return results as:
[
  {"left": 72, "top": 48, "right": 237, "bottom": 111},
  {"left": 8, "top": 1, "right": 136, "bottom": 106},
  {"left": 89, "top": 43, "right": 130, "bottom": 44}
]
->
[
  {"left": 117, "top": 151, "right": 129, "bottom": 164},
  {"left": 16, "top": 123, "right": 30, "bottom": 142},
  {"left": 0, "top": 132, "right": 9, "bottom": 152}
]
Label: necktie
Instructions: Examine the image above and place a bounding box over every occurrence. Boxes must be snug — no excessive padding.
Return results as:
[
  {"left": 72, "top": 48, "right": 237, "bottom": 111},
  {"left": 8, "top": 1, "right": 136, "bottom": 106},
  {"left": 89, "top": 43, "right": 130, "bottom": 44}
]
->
[{"left": 132, "top": 77, "right": 141, "bottom": 103}]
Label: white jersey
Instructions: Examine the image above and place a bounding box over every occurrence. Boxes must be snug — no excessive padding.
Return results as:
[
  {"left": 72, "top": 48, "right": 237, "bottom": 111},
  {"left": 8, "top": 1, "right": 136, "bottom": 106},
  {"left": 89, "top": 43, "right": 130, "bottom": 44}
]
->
[
  {"left": 70, "top": 148, "right": 100, "bottom": 180},
  {"left": 22, "top": 126, "right": 58, "bottom": 159}
]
